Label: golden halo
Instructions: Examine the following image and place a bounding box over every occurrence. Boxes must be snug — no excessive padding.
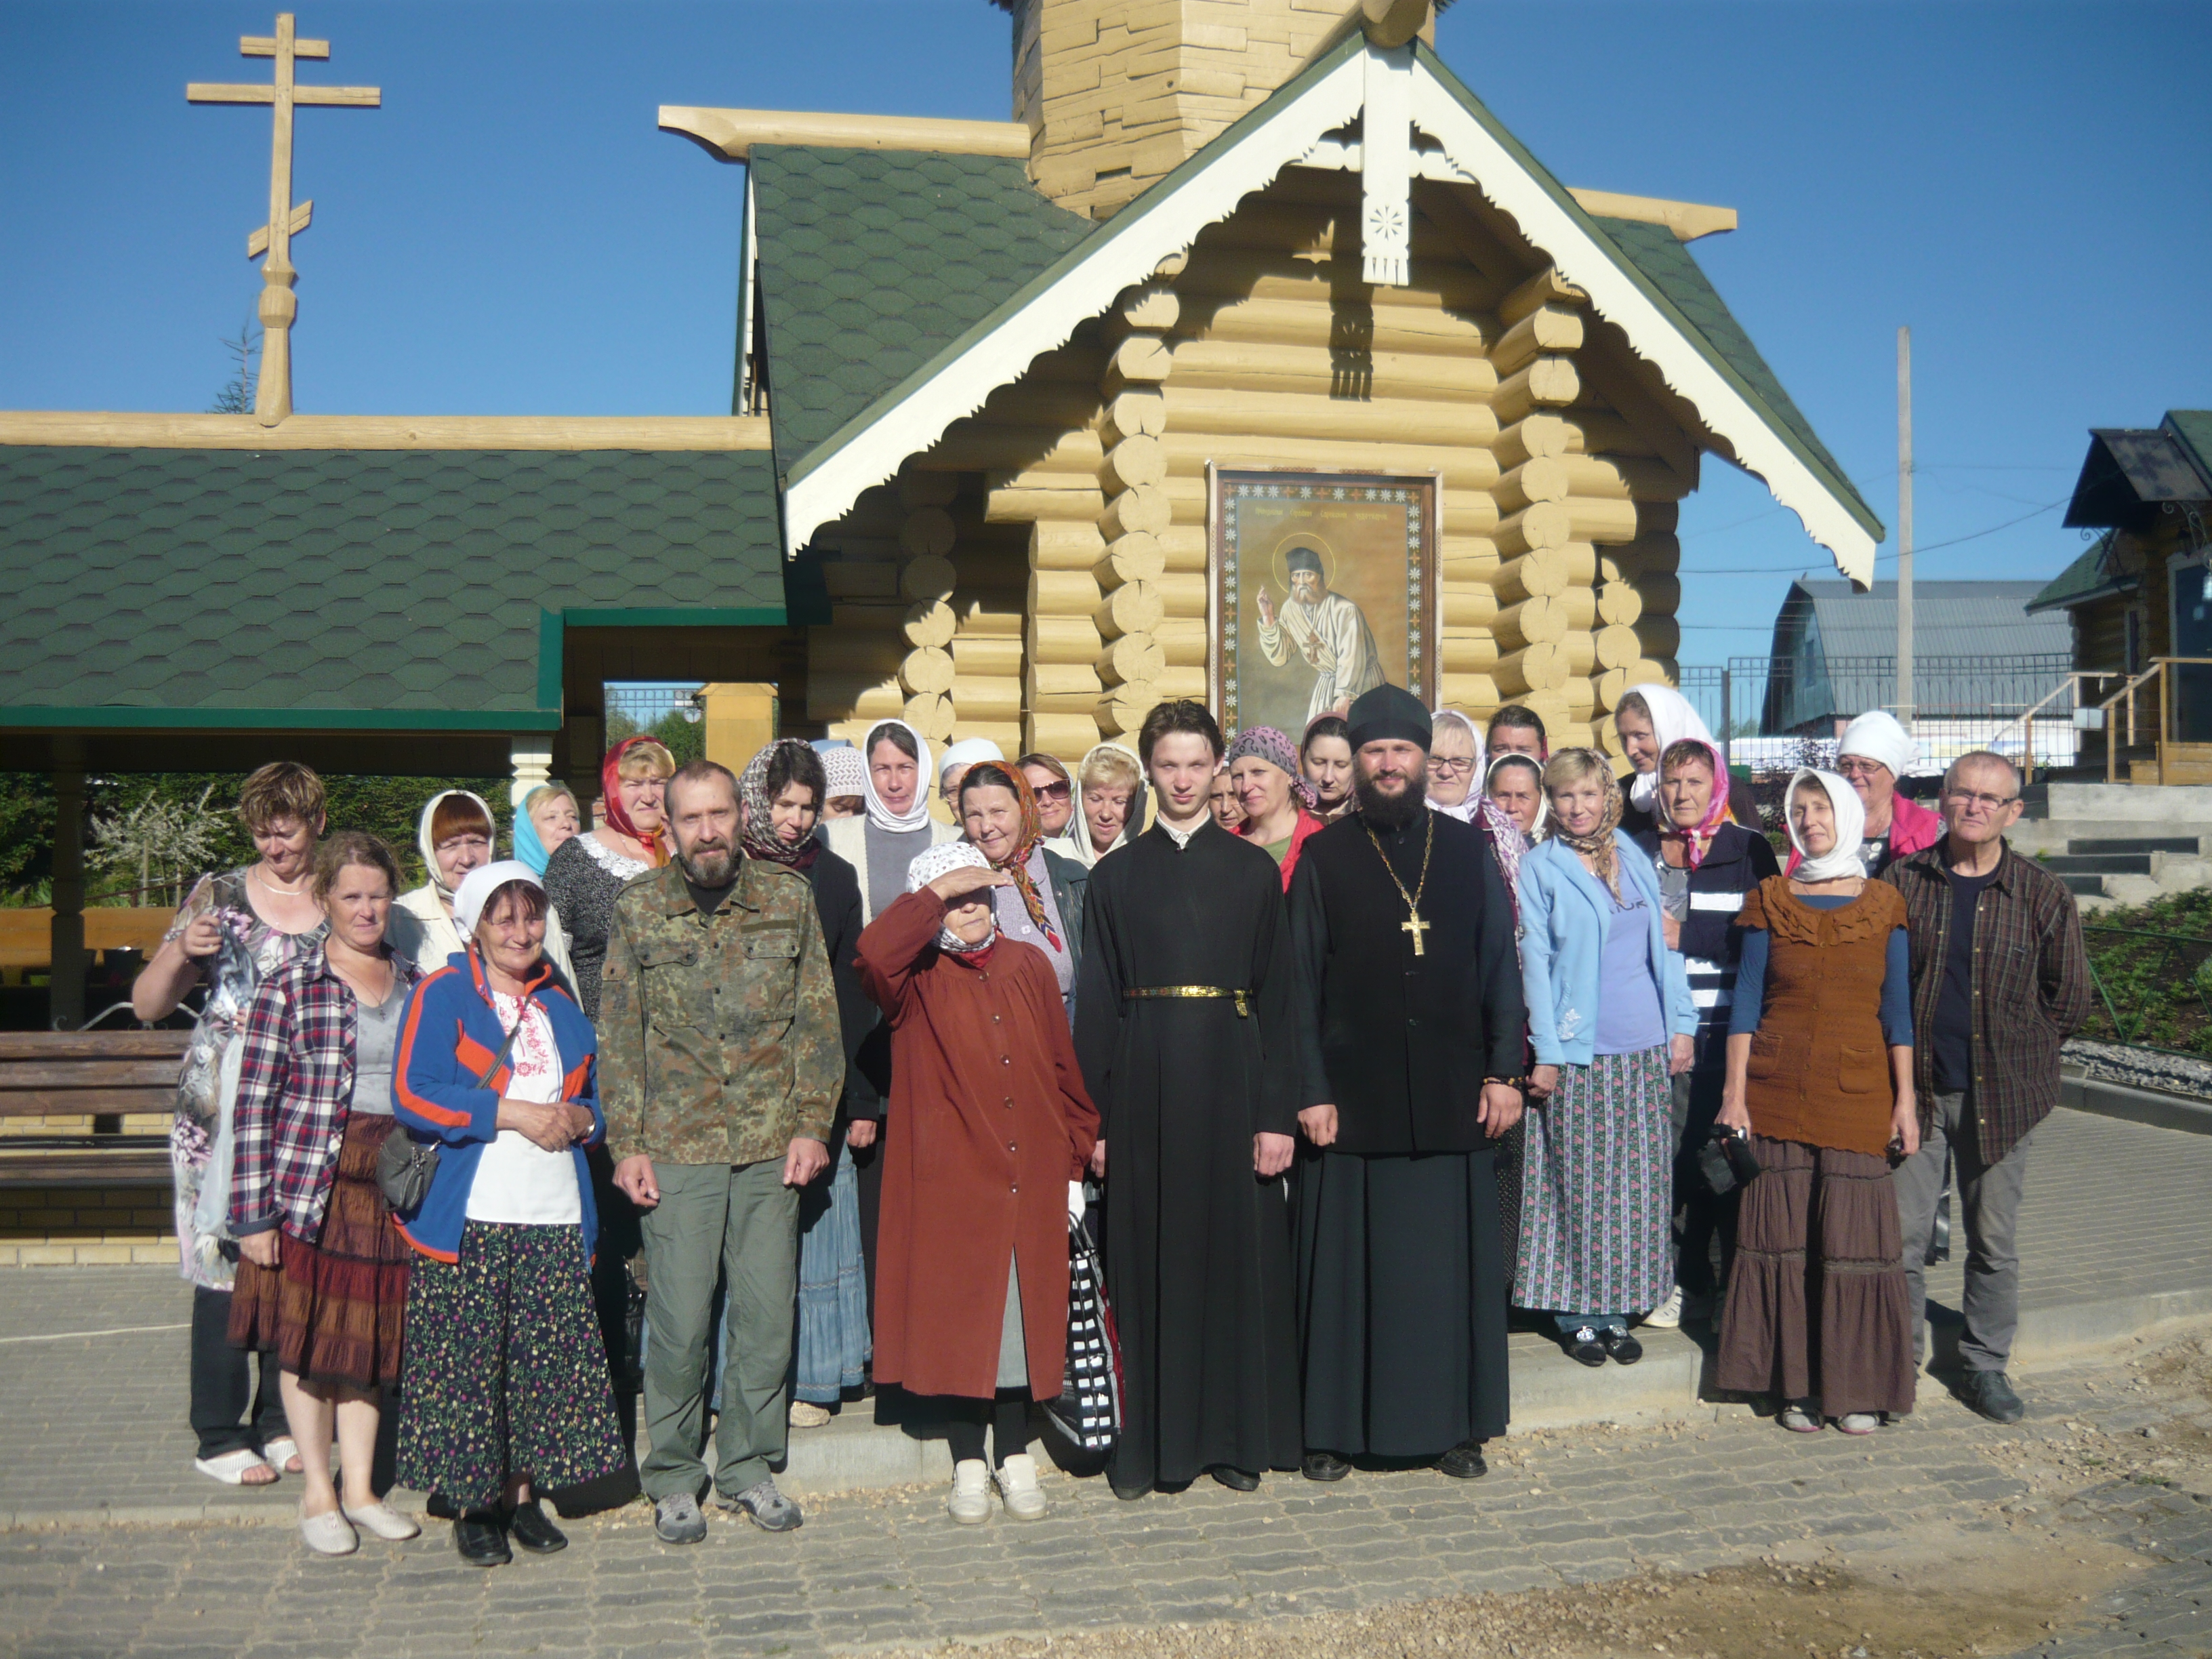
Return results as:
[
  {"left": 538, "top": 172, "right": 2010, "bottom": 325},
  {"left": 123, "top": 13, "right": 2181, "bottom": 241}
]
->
[{"left": 1270, "top": 529, "right": 1338, "bottom": 597}]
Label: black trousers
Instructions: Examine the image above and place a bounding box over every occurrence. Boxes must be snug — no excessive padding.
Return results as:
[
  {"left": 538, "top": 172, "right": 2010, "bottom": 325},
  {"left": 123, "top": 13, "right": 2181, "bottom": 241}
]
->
[
  {"left": 190, "top": 1285, "right": 287, "bottom": 1460},
  {"left": 1672, "top": 1025, "right": 1740, "bottom": 1297},
  {"left": 943, "top": 1391, "right": 1032, "bottom": 1469}
]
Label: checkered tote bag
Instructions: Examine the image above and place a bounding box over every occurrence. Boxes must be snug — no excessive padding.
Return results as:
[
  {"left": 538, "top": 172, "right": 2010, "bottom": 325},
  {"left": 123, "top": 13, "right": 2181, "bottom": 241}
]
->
[{"left": 1042, "top": 1213, "right": 1122, "bottom": 1455}]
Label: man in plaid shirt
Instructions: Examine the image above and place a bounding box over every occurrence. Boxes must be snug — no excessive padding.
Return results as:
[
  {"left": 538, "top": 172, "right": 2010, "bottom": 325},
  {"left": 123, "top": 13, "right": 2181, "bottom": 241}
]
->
[{"left": 1883, "top": 751, "right": 2090, "bottom": 1424}]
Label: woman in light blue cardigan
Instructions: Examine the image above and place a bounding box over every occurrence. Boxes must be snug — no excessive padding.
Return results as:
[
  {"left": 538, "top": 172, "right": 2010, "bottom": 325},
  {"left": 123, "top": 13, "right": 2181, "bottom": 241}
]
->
[{"left": 1516, "top": 749, "right": 1697, "bottom": 1368}]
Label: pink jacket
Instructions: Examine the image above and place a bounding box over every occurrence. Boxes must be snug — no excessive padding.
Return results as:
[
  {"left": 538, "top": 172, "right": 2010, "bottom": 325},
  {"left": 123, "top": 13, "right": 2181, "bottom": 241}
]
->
[{"left": 1788, "top": 788, "right": 1942, "bottom": 874}]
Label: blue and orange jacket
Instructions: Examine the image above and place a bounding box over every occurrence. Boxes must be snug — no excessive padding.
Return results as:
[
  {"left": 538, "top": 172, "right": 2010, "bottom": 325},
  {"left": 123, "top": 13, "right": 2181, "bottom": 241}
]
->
[{"left": 392, "top": 947, "right": 603, "bottom": 1262}]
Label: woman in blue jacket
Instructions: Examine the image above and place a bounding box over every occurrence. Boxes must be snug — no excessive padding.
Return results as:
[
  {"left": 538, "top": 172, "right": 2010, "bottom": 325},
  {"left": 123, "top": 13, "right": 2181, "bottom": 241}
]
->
[
  {"left": 392, "top": 861, "right": 627, "bottom": 1568},
  {"left": 1516, "top": 750, "right": 1697, "bottom": 1368}
]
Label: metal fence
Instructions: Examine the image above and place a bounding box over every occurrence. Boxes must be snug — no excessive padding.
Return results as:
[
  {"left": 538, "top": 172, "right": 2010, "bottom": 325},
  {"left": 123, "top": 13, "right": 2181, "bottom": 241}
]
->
[{"left": 1675, "top": 655, "right": 2082, "bottom": 775}]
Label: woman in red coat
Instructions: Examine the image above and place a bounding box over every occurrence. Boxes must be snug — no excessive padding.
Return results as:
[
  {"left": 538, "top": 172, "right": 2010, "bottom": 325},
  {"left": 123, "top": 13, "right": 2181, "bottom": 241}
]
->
[{"left": 857, "top": 840, "right": 1099, "bottom": 1526}]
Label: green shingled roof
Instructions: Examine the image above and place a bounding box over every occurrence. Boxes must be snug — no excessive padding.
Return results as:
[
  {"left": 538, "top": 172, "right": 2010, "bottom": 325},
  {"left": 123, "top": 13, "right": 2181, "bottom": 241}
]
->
[
  {"left": 0, "top": 447, "right": 785, "bottom": 729},
  {"left": 2026, "top": 531, "right": 2129, "bottom": 614},
  {"left": 749, "top": 144, "right": 1093, "bottom": 476}
]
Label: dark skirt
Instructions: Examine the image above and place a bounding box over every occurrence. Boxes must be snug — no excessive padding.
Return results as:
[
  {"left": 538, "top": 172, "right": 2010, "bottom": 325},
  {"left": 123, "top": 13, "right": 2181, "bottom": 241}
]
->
[
  {"left": 229, "top": 1113, "right": 409, "bottom": 1389},
  {"left": 1296, "top": 1149, "right": 1510, "bottom": 1458},
  {"left": 396, "top": 1220, "right": 629, "bottom": 1512},
  {"left": 1715, "top": 1134, "right": 1916, "bottom": 1417}
]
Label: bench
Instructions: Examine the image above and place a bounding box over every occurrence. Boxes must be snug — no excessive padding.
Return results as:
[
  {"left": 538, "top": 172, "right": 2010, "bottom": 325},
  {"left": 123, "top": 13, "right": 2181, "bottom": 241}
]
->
[{"left": 0, "top": 1031, "right": 185, "bottom": 1189}]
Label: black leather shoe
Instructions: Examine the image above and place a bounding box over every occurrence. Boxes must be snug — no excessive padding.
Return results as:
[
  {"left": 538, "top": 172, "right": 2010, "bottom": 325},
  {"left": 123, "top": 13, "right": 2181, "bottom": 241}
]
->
[
  {"left": 1109, "top": 1480, "right": 1151, "bottom": 1502},
  {"left": 1301, "top": 1450, "right": 1350, "bottom": 1482},
  {"left": 505, "top": 1499, "right": 567, "bottom": 1554},
  {"left": 454, "top": 1514, "right": 511, "bottom": 1568},
  {"left": 1601, "top": 1328, "right": 1643, "bottom": 1366},
  {"left": 1437, "top": 1441, "right": 1488, "bottom": 1480},
  {"left": 1961, "top": 1370, "right": 2025, "bottom": 1424},
  {"left": 1210, "top": 1465, "right": 1260, "bottom": 1492},
  {"left": 1564, "top": 1326, "right": 1607, "bottom": 1367}
]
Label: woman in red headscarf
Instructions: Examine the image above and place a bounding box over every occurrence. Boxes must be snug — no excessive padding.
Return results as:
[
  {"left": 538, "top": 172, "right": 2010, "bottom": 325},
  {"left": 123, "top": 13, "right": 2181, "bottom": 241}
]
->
[
  {"left": 540, "top": 737, "right": 672, "bottom": 1023},
  {"left": 1629, "top": 737, "right": 1780, "bottom": 1328},
  {"left": 952, "top": 760, "right": 1090, "bottom": 1027}
]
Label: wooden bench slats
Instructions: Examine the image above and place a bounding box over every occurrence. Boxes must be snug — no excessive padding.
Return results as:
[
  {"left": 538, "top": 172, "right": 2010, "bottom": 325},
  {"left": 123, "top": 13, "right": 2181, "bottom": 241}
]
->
[
  {"left": 0, "top": 1061, "right": 186, "bottom": 1090},
  {"left": 0, "top": 1088, "right": 176, "bottom": 1117},
  {"left": 0, "top": 1147, "right": 173, "bottom": 1187},
  {"left": 0, "top": 1033, "right": 190, "bottom": 1061}
]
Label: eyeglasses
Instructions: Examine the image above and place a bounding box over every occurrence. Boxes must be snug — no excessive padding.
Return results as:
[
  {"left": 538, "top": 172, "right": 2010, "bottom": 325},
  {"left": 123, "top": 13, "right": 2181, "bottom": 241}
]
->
[
  {"left": 1835, "top": 759, "right": 1889, "bottom": 780},
  {"left": 1943, "top": 788, "right": 2018, "bottom": 812},
  {"left": 1030, "top": 781, "right": 1072, "bottom": 802},
  {"left": 1429, "top": 756, "right": 1477, "bottom": 777}
]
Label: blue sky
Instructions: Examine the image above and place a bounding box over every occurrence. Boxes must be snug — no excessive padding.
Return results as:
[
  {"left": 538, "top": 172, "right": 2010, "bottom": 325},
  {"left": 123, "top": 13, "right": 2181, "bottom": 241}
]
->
[{"left": 3, "top": 1, "right": 2207, "bottom": 662}]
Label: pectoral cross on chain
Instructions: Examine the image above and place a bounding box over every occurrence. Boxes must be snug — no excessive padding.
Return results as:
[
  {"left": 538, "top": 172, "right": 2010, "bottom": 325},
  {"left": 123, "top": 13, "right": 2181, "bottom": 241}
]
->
[{"left": 1401, "top": 913, "right": 1431, "bottom": 957}]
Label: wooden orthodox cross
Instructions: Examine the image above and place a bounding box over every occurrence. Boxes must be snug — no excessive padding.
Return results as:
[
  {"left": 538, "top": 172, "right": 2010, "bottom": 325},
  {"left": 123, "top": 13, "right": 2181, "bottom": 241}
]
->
[{"left": 188, "top": 14, "right": 379, "bottom": 426}]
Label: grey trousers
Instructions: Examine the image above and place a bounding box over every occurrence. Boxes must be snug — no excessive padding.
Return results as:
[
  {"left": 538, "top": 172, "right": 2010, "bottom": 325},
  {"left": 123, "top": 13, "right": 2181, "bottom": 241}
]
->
[
  {"left": 1894, "top": 1091, "right": 2034, "bottom": 1374},
  {"left": 638, "top": 1159, "right": 798, "bottom": 1501}
]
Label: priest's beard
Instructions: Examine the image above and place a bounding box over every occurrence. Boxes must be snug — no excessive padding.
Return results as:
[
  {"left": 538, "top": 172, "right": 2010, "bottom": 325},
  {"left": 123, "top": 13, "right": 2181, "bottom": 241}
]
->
[{"left": 1355, "top": 769, "right": 1429, "bottom": 831}]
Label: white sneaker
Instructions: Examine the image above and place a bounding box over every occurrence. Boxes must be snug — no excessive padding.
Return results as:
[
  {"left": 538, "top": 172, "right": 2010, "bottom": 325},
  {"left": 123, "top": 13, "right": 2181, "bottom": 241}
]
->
[
  {"left": 298, "top": 1504, "right": 359, "bottom": 1557},
  {"left": 789, "top": 1400, "right": 832, "bottom": 1428},
  {"left": 341, "top": 1500, "right": 421, "bottom": 1541},
  {"left": 995, "top": 1453, "right": 1048, "bottom": 1521},
  {"left": 1643, "top": 1286, "right": 1683, "bottom": 1330},
  {"left": 947, "top": 1458, "right": 993, "bottom": 1525}
]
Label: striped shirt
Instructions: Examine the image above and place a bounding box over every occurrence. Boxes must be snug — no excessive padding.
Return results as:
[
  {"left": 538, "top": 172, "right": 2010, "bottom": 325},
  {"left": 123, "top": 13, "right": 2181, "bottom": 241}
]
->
[{"left": 1634, "top": 824, "right": 1782, "bottom": 1027}]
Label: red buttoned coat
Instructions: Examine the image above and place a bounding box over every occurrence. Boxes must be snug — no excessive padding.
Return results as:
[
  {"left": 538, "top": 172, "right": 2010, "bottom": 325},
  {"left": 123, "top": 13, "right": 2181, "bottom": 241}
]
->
[{"left": 856, "top": 890, "right": 1099, "bottom": 1401}]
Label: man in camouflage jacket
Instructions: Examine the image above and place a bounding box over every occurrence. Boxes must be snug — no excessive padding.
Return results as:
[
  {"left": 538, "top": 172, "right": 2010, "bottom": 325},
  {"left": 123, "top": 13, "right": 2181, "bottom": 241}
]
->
[{"left": 600, "top": 760, "right": 841, "bottom": 1542}]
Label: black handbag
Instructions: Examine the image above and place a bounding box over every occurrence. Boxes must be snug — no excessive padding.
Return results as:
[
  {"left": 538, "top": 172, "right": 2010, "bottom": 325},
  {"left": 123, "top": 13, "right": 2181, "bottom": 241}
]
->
[
  {"left": 1697, "top": 1124, "right": 1763, "bottom": 1196},
  {"left": 375, "top": 1016, "right": 523, "bottom": 1214},
  {"left": 1042, "top": 1212, "right": 1123, "bottom": 1456}
]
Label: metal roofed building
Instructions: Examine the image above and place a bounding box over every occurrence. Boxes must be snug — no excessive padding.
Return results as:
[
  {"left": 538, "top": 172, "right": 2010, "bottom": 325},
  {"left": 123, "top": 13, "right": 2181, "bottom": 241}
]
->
[{"left": 1757, "top": 578, "right": 2070, "bottom": 736}]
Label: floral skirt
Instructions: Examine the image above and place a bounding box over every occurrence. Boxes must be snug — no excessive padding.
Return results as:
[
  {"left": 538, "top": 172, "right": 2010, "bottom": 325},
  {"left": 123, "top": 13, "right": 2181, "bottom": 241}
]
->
[
  {"left": 1716, "top": 1135, "right": 1916, "bottom": 1417},
  {"left": 228, "top": 1115, "right": 409, "bottom": 1389},
  {"left": 1513, "top": 1046, "right": 1675, "bottom": 1315},
  {"left": 396, "top": 1220, "right": 628, "bottom": 1512}
]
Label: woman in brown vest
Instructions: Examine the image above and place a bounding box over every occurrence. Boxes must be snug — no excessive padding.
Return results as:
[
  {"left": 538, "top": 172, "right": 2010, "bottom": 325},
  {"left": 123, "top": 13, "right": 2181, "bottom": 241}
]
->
[{"left": 1716, "top": 769, "right": 1918, "bottom": 1435}]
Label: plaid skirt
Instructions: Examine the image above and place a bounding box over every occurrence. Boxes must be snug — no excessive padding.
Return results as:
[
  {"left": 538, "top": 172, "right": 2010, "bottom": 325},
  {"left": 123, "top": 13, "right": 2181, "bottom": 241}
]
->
[
  {"left": 1513, "top": 1046, "right": 1675, "bottom": 1315},
  {"left": 396, "top": 1220, "right": 628, "bottom": 1512},
  {"left": 228, "top": 1113, "right": 409, "bottom": 1389}
]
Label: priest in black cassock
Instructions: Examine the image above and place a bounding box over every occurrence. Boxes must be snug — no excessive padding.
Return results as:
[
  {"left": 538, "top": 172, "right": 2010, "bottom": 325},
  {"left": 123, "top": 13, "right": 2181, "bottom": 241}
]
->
[
  {"left": 1287, "top": 683, "right": 1526, "bottom": 1481},
  {"left": 1074, "top": 699, "right": 1304, "bottom": 1498}
]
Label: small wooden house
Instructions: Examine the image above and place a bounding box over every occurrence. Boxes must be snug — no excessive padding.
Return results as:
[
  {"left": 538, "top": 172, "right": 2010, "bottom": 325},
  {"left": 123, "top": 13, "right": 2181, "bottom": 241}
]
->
[{"left": 2029, "top": 409, "right": 2212, "bottom": 781}]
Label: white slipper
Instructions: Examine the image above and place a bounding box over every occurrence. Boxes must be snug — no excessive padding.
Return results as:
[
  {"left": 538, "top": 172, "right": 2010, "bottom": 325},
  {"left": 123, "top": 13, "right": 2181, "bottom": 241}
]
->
[
  {"left": 262, "top": 1435, "right": 304, "bottom": 1475},
  {"left": 299, "top": 1505, "right": 359, "bottom": 1557},
  {"left": 342, "top": 1501, "right": 421, "bottom": 1542},
  {"left": 194, "top": 1448, "right": 276, "bottom": 1486}
]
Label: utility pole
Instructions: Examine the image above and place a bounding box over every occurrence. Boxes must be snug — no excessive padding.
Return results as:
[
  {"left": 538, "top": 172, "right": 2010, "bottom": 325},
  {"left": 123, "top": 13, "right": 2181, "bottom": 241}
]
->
[{"left": 1896, "top": 326, "right": 1914, "bottom": 726}]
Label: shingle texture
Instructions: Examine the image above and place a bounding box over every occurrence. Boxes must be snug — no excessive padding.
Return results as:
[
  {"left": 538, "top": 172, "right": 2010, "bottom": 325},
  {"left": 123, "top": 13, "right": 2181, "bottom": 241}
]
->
[
  {"left": 0, "top": 447, "right": 783, "bottom": 720},
  {"left": 1591, "top": 216, "right": 1864, "bottom": 527},
  {"left": 750, "top": 144, "right": 1092, "bottom": 473}
]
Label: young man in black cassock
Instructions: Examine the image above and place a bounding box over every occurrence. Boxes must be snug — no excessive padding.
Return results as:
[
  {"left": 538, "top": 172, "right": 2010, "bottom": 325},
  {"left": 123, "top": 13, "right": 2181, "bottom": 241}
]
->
[
  {"left": 1074, "top": 700, "right": 1304, "bottom": 1497},
  {"left": 1287, "top": 683, "right": 1526, "bottom": 1480}
]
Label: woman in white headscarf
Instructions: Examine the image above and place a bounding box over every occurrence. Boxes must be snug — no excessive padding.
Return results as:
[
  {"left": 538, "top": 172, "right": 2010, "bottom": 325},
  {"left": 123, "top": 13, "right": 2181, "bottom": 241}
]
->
[
  {"left": 1046, "top": 741, "right": 1149, "bottom": 869},
  {"left": 1612, "top": 683, "right": 1761, "bottom": 838},
  {"left": 389, "top": 790, "right": 497, "bottom": 970},
  {"left": 1715, "top": 769, "right": 1917, "bottom": 1437},
  {"left": 819, "top": 718, "right": 959, "bottom": 924}
]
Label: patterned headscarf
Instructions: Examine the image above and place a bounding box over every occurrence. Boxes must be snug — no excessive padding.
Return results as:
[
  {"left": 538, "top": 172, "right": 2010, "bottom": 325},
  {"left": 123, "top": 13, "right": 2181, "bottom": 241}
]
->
[
  {"left": 818, "top": 743, "right": 866, "bottom": 802},
  {"left": 739, "top": 739, "right": 822, "bottom": 872},
  {"left": 905, "top": 839, "right": 996, "bottom": 956},
  {"left": 600, "top": 737, "right": 671, "bottom": 867},
  {"left": 1225, "top": 726, "right": 1317, "bottom": 812},
  {"left": 1618, "top": 682, "right": 1722, "bottom": 817},
  {"left": 957, "top": 761, "right": 1061, "bottom": 951},
  {"left": 1546, "top": 748, "right": 1626, "bottom": 899},
  {"left": 1660, "top": 738, "right": 1734, "bottom": 870}
]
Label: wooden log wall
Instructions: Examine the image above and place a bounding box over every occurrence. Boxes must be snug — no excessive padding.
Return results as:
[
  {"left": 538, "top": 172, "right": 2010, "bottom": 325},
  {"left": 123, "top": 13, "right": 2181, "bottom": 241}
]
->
[{"left": 804, "top": 169, "right": 1699, "bottom": 767}]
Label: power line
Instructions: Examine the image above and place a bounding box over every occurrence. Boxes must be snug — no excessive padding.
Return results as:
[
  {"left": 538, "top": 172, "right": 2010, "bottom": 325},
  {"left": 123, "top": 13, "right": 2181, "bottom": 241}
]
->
[{"left": 1675, "top": 496, "right": 2070, "bottom": 575}]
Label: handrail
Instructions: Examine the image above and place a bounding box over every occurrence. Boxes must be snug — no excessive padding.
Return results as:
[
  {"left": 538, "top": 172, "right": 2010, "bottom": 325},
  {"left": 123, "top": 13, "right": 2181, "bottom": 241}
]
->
[
  {"left": 2005, "top": 670, "right": 2123, "bottom": 786},
  {"left": 2100, "top": 657, "right": 2212, "bottom": 783}
]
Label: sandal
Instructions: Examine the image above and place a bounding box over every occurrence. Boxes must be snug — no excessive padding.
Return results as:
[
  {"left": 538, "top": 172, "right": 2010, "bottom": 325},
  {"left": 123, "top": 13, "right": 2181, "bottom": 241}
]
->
[{"left": 194, "top": 1448, "right": 278, "bottom": 1486}]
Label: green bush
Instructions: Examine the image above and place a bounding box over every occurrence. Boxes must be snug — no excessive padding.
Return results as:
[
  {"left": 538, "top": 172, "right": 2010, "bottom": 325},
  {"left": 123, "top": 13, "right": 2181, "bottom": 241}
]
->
[{"left": 2078, "top": 886, "right": 2212, "bottom": 1057}]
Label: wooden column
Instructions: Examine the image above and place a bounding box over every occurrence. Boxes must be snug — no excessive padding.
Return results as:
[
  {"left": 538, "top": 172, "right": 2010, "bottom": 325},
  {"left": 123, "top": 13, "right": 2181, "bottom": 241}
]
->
[
  {"left": 49, "top": 744, "right": 85, "bottom": 1031},
  {"left": 698, "top": 682, "right": 779, "bottom": 772},
  {"left": 806, "top": 484, "right": 909, "bottom": 743},
  {"left": 1090, "top": 280, "right": 1178, "bottom": 743}
]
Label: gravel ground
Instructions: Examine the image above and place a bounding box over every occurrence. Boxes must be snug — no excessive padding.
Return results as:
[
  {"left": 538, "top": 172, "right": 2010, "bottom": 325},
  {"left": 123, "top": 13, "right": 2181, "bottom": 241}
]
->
[{"left": 2065, "top": 1039, "right": 2212, "bottom": 1101}]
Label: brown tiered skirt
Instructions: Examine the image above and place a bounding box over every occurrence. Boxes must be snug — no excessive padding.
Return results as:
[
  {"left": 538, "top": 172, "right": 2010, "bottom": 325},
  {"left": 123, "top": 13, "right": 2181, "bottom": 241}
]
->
[
  {"left": 230, "top": 1114, "right": 411, "bottom": 1389},
  {"left": 1715, "top": 1134, "right": 1915, "bottom": 1418}
]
